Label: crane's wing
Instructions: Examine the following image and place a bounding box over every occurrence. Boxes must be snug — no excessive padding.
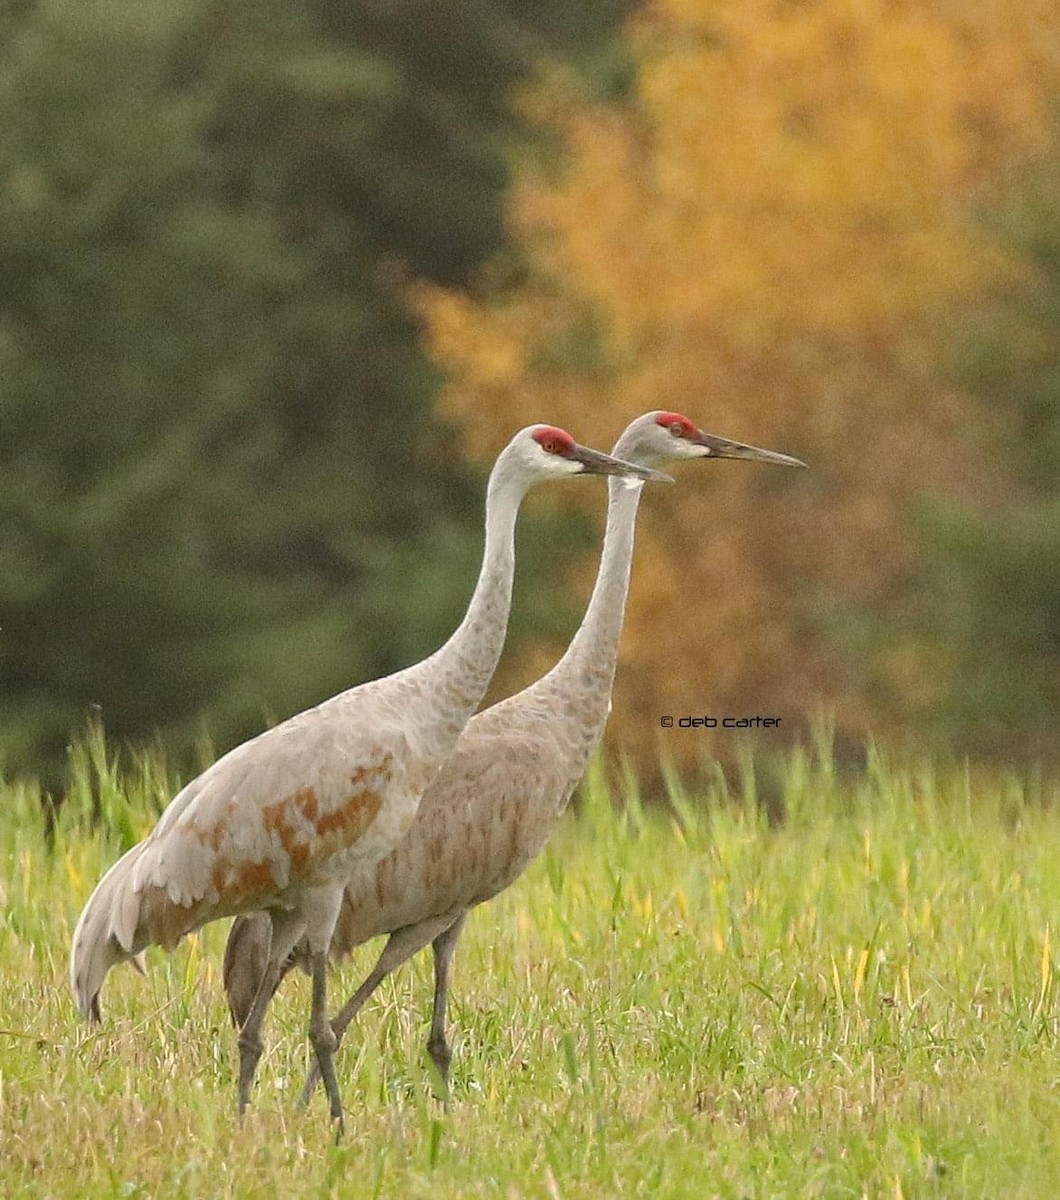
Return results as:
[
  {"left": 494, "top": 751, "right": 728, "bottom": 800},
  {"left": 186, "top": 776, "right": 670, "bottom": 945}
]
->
[{"left": 123, "top": 698, "right": 416, "bottom": 950}]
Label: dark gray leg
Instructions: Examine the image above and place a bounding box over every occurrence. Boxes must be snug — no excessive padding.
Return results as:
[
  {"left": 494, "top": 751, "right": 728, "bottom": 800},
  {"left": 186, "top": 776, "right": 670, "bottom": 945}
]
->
[
  {"left": 237, "top": 958, "right": 285, "bottom": 1115},
  {"left": 236, "top": 910, "right": 304, "bottom": 1117},
  {"left": 308, "top": 950, "right": 344, "bottom": 1135},
  {"left": 299, "top": 912, "right": 463, "bottom": 1106},
  {"left": 298, "top": 946, "right": 392, "bottom": 1108},
  {"left": 426, "top": 913, "right": 467, "bottom": 1100}
]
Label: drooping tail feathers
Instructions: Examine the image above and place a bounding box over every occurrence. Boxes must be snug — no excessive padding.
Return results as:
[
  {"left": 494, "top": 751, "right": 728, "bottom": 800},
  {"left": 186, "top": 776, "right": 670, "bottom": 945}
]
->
[{"left": 69, "top": 843, "right": 148, "bottom": 1020}]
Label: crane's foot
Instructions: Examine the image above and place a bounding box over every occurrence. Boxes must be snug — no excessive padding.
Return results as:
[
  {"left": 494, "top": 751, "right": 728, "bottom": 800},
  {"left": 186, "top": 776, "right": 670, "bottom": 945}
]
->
[
  {"left": 311, "top": 1036, "right": 345, "bottom": 1132},
  {"left": 330, "top": 1110, "right": 345, "bottom": 1145},
  {"left": 426, "top": 1034, "right": 452, "bottom": 1106},
  {"left": 236, "top": 1029, "right": 264, "bottom": 1117}
]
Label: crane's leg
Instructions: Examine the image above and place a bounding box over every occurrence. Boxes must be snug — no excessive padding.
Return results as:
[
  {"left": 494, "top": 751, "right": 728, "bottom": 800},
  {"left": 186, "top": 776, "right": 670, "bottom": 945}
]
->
[
  {"left": 426, "top": 913, "right": 467, "bottom": 1101},
  {"left": 307, "top": 949, "right": 344, "bottom": 1135},
  {"left": 299, "top": 911, "right": 464, "bottom": 1107},
  {"left": 300, "top": 884, "right": 346, "bottom": 1134},
  {"left": 237, "top": 908, "right": 305, "bottom": 1117},
  {"left": 297, "top": 947, "right": 392, "bottom": 1108}
]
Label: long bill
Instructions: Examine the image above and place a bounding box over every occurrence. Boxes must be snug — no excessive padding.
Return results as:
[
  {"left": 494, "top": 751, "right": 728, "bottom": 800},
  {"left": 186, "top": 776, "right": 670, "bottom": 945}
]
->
[
  {"left": 570, "top": 444, "right": 675, "bottom": 483},
  {"left": 692, "top": 432, "right": 806, "bottom": 468}
]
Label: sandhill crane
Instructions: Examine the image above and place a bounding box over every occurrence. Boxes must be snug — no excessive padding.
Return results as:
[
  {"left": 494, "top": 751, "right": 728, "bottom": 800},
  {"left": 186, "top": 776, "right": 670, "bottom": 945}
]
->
[
  {"left": 223, "top": 412, "right": 805, "bottom": 1103},
  {"left": 70, "top": 424, "right": 666, "bottom": 1131}
]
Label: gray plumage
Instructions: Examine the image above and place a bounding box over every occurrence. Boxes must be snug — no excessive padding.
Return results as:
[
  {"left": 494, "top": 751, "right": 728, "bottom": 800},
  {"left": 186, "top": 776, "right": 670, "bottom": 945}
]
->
[
  {"left": 223, "top": 412, "right": 805, "bottom": 1101},
  {"left": 69, "top": 841, "right": 148, "bottom": 1022},
  {"left": 69, "top": 425, "right": 662, "bottom": 1130}
]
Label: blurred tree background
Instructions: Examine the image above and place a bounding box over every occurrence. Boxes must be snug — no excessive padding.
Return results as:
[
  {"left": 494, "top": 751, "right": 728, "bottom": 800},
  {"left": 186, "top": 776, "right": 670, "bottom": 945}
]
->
[
  {"left": 420, "top": 0, "right": 1059, "bottom": 767},
  {"left": 0, "top": 0, "right": 1056, "bottom": 785},
  {"left": 0, "top": 0, "right": 632, "bottom": 782}
]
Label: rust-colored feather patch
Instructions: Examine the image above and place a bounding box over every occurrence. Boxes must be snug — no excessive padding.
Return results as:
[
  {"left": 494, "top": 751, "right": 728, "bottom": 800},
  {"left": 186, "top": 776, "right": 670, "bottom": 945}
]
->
[
  {"left": 142, "top": 765, "right": 391, "bottom": 952},
  {"left": 216, "top": 859, "right": 279, "bottom": 898},
  {"left": 315, "top": 789, "right": 382, "bottom": 843},
  {"left": 262, "top": 788, "right": 315, "bottom": 875},
  {"left": 374, "top": 853, "right": 399, "bottom": 909},
  {"left": 139, "top": 886, "right": 210, "bottom": 951}
]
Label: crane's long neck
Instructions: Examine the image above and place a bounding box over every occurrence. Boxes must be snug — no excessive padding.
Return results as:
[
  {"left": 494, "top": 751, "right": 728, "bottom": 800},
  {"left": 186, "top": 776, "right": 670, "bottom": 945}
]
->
[
  {"left": 544, "top": 471, "right": 644, "bottom": 760},
  {"left": 410, "top": 464, "right": 524, "bottom": 752}
]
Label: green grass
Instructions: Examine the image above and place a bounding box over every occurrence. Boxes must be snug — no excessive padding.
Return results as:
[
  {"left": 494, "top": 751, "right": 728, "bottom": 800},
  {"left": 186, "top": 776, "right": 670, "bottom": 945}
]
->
[{"left": 1, "top": 732, "right": 1057, "bottom": 1199}]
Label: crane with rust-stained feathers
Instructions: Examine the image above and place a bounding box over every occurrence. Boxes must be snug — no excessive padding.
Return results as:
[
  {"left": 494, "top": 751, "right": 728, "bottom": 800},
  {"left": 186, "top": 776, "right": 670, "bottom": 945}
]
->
[
  {"left": 70, "top": 424, "right": 667, "bottom": 1131},
  {"left": 223, "top": 412, "right": 806, "bottom": 1104}
]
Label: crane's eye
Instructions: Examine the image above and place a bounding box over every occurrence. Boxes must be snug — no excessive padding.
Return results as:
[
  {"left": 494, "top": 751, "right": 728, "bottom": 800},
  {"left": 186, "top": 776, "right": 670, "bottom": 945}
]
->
[
  {"left": 532, "top": 426, "right": 575, "bottom": 455},
  {"left": 669, "top": 421, "right": 687, "bottom": 437}
]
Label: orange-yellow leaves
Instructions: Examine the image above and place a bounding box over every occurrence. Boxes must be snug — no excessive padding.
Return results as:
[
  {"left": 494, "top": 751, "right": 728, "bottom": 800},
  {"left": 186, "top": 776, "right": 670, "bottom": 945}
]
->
[
  {"left": 419, "top": 0, "right": 1058, "bottom": 767},
  {"left": 544, "top": 0, "right": 1052, "bottom": 344}
]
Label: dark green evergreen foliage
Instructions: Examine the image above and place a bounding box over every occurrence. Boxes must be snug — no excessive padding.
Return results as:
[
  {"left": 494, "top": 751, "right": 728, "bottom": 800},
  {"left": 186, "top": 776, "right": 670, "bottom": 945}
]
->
[
  {"left": 0, "top": 0, "right": 629, "bottom": 782},
  {"left": 912, "top": 167, "right": 1060, "bottom": 759},
  {"left": 301, "top": 0, "right": 636, "bottom": 282}
]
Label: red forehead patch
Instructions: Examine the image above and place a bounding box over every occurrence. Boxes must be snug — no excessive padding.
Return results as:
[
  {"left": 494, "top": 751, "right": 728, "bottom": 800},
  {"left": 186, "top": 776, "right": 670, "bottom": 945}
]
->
[
  {"left": 655, "top": 411, "right": 697, "bottom": 438},
  {"left": 532, "top": 425, "right": 576, "bottom": 453}
]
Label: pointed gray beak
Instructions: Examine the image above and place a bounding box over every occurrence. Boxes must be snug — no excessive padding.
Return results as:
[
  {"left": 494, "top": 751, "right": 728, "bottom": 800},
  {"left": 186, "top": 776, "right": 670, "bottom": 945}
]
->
[
  {"left": 692, "top": 431, "right": 807, "bottom": 468},
  {"left": 571, "top": 443, "right": 675, "bottom": 483}
]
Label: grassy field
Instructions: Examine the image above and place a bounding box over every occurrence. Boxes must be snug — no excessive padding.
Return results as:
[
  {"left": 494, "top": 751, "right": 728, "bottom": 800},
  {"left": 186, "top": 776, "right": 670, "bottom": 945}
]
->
[{"left": 0, "top": 733, "right": 1057, "bottom": 1199}]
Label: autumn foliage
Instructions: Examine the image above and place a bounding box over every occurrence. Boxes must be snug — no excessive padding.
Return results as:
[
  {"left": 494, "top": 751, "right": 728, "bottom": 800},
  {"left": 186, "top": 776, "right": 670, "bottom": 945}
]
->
[{"left": 419, "top": 0, "right": 1058, "bottom": 766}]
